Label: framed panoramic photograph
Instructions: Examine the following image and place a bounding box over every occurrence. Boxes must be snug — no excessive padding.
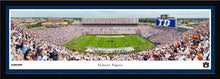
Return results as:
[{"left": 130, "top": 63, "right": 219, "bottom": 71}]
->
[
  {"left": 0, "top": 1, "right": 219, "bottom": 79},
  {"left": 6, "top": 5, "right": 214, "bottom": 73}
]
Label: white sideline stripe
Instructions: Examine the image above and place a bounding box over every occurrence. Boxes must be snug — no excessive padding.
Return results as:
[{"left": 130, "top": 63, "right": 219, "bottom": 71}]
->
[{"left": 96, "top": 36, "right": 124, "bottom": 37}]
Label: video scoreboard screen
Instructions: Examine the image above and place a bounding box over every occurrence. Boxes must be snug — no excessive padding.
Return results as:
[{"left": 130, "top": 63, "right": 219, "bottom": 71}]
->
[{"left": 156, "top": 19, "right": 175, "bottom": 27}]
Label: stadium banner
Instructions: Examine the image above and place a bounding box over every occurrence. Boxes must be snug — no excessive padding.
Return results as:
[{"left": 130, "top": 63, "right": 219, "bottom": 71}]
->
[{"left": 156, "top": 19, "right": 175, "bottom": 27}]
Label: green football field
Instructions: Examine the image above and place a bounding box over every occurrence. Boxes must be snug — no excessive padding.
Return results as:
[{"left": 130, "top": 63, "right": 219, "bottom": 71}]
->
[{"left": 63, "top": 34, "right": 155, "bottom": 53}]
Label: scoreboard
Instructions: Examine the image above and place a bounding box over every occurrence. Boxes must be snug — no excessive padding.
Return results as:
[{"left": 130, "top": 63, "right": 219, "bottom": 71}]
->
[
  {"left": 156, "top": 19, "right": 175, "bottom": 27},
  {"left": 156, "top": 14, "right": 175, "bottom": 27}
]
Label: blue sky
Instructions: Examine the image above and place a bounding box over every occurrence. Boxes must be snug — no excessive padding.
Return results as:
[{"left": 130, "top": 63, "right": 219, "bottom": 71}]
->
[{"left": 11, "top": 10, "right": 210, "bottom": 18}]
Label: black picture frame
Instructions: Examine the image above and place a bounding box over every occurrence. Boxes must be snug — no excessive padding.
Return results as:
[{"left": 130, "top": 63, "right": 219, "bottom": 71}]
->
[{"left": 0, "top": 1, "right": 219, "bottom": 79}]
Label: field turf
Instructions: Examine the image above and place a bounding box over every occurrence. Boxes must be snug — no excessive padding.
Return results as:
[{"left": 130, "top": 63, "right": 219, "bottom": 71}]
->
[{"left": 63, "top": 34, "right": 155, "bottom": 53}]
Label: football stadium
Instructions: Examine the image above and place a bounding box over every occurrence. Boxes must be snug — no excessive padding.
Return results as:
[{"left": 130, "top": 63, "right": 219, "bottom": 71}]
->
[
  {"left": 62, "top": 18, "right": 155, "bottom": 54},
  {"left": 10, "top": 16, "right": 211, "bottom": 61}
]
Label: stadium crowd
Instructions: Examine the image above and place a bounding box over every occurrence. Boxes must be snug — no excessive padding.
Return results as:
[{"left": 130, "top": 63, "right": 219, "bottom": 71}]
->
[
  {"left": 10, "top": 20, "right": 210, "bottom": 61},
  {"left": 30, "top": 24, "right": 183, "bottom": 46},
  {"left": 82, "top": 18, "right": 139, "bottom": 24},
  {"left": 147, "top": 27, "right": 183, "bottom": 45},
  {"left": 33, "top": 25, "right": 82, "bottom": 45},
  {"left": 81, "top": 25, "right": 137, "bottom": 34}
]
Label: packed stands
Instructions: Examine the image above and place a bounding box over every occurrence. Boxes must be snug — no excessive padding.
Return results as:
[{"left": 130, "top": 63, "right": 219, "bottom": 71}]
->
[
  {"left": 82, "top": 18, "right": 138, "bottom": 24},
  {"left": 10, "top": 19, "right": 210, "bottom": 61},
  {"left": 33, "top": 26, "right": 82, "bottom": 45}
]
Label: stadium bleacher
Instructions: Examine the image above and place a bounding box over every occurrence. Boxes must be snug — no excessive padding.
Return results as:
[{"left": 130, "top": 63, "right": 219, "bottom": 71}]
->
[
  {"left": 82, "top": 18, "right": 139, "bottom": 24},
  {"left": 10, "top": 18, "right": 210, "bottom": 61}
]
